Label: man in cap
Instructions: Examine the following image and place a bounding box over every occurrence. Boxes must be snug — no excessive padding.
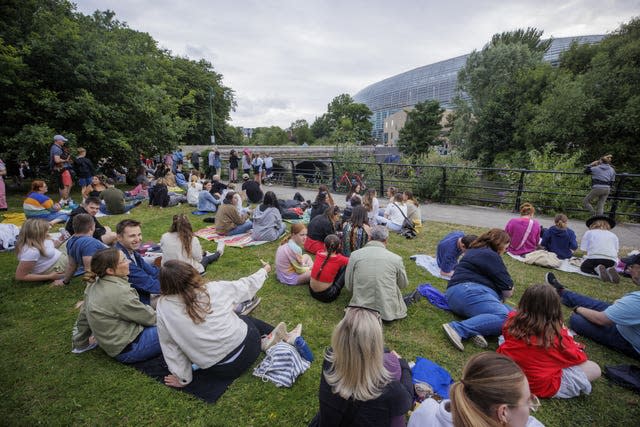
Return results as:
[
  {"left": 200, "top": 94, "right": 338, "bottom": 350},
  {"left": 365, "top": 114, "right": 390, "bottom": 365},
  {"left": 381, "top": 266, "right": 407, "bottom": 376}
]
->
[
  {"left": 545, "top": 258, "right": 640, "bottom": 359},
  {"left": 50, "top": 134, "right": 73, "bottom": 206},
  {"left": 241, "top": 173, "right": 263, "bottom": 204}
]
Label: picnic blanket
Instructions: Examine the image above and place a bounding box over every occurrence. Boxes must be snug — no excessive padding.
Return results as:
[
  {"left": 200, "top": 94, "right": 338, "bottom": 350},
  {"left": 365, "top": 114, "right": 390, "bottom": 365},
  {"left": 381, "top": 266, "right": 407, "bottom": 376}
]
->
[
  {"left": 411, "top": 255, "right": 450, "bottom": 280},
  {"left": 505, "top": 252, "right": 599, "bottom": 277},
  {"left": 1, "top": 212, "right": 26, "bottom": 226},
  {"left": 195, "top": 225, "right": 269, "bottom": 247}
]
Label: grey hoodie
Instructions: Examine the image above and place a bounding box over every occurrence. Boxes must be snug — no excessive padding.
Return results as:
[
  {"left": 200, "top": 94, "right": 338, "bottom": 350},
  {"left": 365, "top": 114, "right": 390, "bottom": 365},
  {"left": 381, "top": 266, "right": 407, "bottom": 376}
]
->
[
  {"left": 251, "top": 206, "right": 283, "bottom": 242},
  {"left": 586, "top": 163, "right": 616, "bottom": 188}
]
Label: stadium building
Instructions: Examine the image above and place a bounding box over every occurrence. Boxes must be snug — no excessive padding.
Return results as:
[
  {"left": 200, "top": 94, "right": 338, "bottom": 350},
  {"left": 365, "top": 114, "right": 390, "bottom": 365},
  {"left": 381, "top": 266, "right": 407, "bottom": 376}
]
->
[{"left": 353, "top": 35, "right": 604, "bottom": 143}]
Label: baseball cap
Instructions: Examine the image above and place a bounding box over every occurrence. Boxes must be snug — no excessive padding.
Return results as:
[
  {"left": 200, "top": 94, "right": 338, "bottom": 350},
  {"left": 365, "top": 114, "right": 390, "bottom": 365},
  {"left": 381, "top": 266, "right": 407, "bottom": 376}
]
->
[{"left": 53, "top": 134, "right": 68, "bottom": 142}]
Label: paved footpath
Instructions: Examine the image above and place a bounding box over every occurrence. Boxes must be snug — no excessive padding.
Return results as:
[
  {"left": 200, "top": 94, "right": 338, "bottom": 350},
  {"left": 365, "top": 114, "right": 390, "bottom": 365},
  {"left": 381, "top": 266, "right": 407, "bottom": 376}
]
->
[{"left": 265, "top": 184, "right": 640, "bottom": 249}]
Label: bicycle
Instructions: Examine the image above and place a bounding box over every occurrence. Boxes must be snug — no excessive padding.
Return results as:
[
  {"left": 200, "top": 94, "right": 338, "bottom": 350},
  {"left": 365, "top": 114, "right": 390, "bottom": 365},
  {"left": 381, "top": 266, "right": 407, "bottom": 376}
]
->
[{"left": 333, "top": 170, "right": 367, "bottom": 193}]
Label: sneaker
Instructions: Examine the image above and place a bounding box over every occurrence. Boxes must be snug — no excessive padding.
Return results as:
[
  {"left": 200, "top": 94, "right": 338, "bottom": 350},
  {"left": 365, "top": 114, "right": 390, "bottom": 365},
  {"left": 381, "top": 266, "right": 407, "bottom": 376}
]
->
[
  {"left": 234, "top": 296, "right": 261, "bottom": 316},
  {"left": 544, "top": 272, "right": 565, "bottom": 294},
  {"left": 293, "top": 336, "right": 314, "bottom": 362},
  {"left": 403, "top": 289, "right": 423, "bottom": 306},
  {"left": 442, "top": 323, "right": 464, "bottom": 351},
  {"left": 216, "top": 241, "right": 225, "bottom": 256},
  {"left": 261, "top": 322, "right": 287, "bottom": 351},
  {"left": 470, "top": 335, "right": 488, "bottom": 348},
  {"left": 606, "top": 267, "right": 620, "bottom": 284},
  {"left": 71, "top": 342, "right": 98, "bottom": 354},
  {"left": 286, "top": 323, "right": 302, "bottom": 344},
  {"left": 596, "top": 264, "right": 610, "bottom": 282}
]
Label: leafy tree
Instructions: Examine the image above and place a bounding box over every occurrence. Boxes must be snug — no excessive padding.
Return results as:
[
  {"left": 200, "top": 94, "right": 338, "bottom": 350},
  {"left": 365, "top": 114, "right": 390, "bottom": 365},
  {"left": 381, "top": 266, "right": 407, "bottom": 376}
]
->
[
  {"left": 397, "top": 100, "right": 444, "bottom": 156},
  {"left": 310, "top": 114, "right": 331, "bottom": 139},
  {"left": 290, "top": 119, "right": 314, "bottom": 144},
  {"left": 312, "top": 94, "right": 372, "bottom": 144},
  {"left": 251, "top": 126, "right": 289, "bottom": 146}
]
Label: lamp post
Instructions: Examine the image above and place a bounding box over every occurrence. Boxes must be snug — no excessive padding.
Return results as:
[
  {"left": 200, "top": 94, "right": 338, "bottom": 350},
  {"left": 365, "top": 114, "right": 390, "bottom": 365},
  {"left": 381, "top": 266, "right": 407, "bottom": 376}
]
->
[{"left": 209, "top": 86, "right": 215, "bottom": 144}]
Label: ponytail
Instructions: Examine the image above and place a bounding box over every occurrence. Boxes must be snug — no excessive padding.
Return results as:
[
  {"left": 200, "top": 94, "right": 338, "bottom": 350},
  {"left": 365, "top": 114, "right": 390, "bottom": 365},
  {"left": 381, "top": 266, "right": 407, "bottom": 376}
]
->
[{"left": 315, "top": 234, "right": 341, "bottom": 280}]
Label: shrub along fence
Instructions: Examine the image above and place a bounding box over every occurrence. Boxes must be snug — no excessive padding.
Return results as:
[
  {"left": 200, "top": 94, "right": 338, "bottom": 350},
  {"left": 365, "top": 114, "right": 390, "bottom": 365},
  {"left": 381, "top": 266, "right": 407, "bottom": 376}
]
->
[{"left": 275, "top": 159, "right": 640, "bottom": 223}]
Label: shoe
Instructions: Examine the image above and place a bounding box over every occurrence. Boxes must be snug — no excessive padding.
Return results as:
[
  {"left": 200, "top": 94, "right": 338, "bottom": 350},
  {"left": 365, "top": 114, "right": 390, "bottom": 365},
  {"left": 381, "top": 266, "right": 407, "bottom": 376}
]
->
[
  {"left": 261, "top": 322, "right": 287, "bottom": 351},
  {"left": 71, "top": 342, "right": 98, "bottom": 354},
  {"left": 470, "top": 335, "right": 488, "bottom": 348},
  {"left": 216, "top": 241, "right": 225, "bottom": 256},
  {"left": 293, "top": 336, "right": 314, "bottom": 362},
  {"left": 544, "top": 272, "right": 565, "bottom": 294},
  {"left": 234, "top": 296, "right": 261, "bottom": 316},
  {"left": 606, "top": 267, "right": 620, "bottom": 284},
  {"left": 596, "top": 264, "right": 610, "bottom": 282},
  {"left": 442, "top": 323, "right": 464, "bottom": 351},
  {"left": 286, "top": 323, "right": 302, "bottom": 344},
  {"left": 403, "top": 289, "right": 423, "bottom": 306}
]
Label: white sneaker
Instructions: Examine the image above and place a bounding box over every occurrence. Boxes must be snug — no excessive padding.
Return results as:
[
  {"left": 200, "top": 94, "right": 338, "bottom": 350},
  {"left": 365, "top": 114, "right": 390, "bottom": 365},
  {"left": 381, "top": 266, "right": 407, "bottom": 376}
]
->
[
  {"left": 286, "top": 323, "right": 302, "bottom": 344},
  {"left": 470, "top": 335, "right": 488, "bottom": 348},
  {"left": 216, "top": 241, "right": 225, "bottom": 256},
  {"left": 442, "top": 323, "right": 464, "bottom": 351},
  {"left": 261, "top": 322, "right": 287, "bottom": 352}
]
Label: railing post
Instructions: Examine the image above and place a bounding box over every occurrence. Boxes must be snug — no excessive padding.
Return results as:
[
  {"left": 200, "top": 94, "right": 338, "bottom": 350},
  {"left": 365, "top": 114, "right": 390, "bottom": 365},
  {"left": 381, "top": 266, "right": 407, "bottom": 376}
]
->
[
  {"left": 290, "top": 160, "right": 296, "bottom": 188},
  {"left": 514, "top": 170, "right": 526, "bottom": 212},
  {"left": 378, "top": 163, "right": 384, "bottom": 196},
  {"left": 608, "top": 173, "right": 628, "bottom": 222},
  {"left": 440, "top": 166, "right": 447, "bottom": 203},
  {"left": 331, "top": 161, "right": 337, "bottom": 191}
]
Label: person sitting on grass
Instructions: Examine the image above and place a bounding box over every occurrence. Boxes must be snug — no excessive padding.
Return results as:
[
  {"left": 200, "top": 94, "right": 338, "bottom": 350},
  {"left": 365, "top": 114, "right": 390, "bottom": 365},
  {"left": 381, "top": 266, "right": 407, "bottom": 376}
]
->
[
  {"left": 305, "top": 206, "right": 341, "bottom": 255},
  {"left": 275, "top": 223, "right": 313, "bottom": 286},
  {"left": 214, "top": 191, "right": 253, "bottom": 236},
  {"left": 309, "top": 234, "right": 349, "bottom": 303},
  {"left": 115, "top": 219, "right": 160, "bottom": 305},
  {"left": 23, "top": 180, "right": 69, "bottom": 225},
  {"left": 403, "top": 190, "right": 422, "bottom": 232},
  {"left": 309, "top": 190, "right": 331, "bottom": 221},
  {"left": 61, "top": 214, "right": 107, "bottom": 285},
  {"left": 252, "top": 191, "right": 286, "bottom": 242},
  {"left": 341, "top": 205, "right": 371, "bottom": 257},
  {"left": 497, "top": 283, "right": 601, "bottom": 399},
  {"left": 160, "top": 214, "right": 222, "bottom": 275},
  {"left": 545, "top": 267, "right": 640, "bottom": 360},
  {"left": 408, "top": 352, "right": 545, "bottom": 427},
  {"left": 100, "top": 178, "right": 142, "bottom": 215},
  {"left": 383, "top": 193, "right": 407, "bottom": 233},
  {"left": 540, "top": 213, "right": 578, "bottom": 260},
  {"left": 71, "top": 247, "right": 161, "bottom": 364},
  {"left": 197, "top": 181, "right": 221, "bottom": 213},
  {"left": 505, "top": 203, "right": 542, "bottom": 256},
  {"left": 442, "top": 229, "right": 513, "bottom": 351},
  {"left": 65, "top": 196, "right": 117, "bottom": 245},
  {"left": 579, "top": 215, "right": 620, "bottom": 283},
  {"left": 310, "top": 306, "right": 413, "bottom": 426},
  {"left": 186, "top": 175, "right": 203, "bottom": 206},
  {"left": 436, "top": 231, "right": 477, "bottom": 278},
  {"left": 15, "top": 218, "right": 68, "bottom": 286},
  {"left": 156, "top": 259, "right": 291, "bottom": 390}
]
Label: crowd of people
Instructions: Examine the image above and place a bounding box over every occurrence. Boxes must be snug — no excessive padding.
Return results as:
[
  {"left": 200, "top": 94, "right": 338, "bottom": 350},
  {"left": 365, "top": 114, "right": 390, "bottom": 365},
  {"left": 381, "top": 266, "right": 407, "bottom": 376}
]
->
[{"left": 5, "top": 139, "right": 639, "bottom": 426}]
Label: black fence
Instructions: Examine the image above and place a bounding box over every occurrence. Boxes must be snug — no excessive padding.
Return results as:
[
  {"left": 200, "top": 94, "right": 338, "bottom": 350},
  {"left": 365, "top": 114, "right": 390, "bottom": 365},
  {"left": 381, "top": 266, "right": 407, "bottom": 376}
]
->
[{"left": 272, "top": 159, "right": 640, "bottom": 223}]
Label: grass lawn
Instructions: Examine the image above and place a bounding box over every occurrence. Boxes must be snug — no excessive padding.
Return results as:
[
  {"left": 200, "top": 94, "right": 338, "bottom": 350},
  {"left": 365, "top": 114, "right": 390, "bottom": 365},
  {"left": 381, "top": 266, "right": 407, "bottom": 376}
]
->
[{"left": 0, "top": 186, "right": 638, "bottom": 426}]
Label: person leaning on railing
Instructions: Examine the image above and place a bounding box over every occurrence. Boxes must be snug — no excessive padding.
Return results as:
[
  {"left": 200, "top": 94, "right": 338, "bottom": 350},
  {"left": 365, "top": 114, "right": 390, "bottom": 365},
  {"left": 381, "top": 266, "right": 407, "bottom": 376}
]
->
[{"left": 583, "top": 154, "right": 616, "bottom": 216}]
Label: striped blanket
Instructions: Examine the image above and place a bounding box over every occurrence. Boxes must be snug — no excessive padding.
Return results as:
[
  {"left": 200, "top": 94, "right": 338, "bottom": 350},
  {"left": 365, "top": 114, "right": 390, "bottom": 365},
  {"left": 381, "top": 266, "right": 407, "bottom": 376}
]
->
[{"left": 194, "top": 226, "right": 269, "bottom": 248}]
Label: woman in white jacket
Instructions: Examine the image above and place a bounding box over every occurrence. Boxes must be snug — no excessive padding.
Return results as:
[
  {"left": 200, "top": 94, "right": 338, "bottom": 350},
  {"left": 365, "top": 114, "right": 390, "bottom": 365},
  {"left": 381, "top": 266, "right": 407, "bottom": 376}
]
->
[
  {"left": 156, "top": 260, "right": 288, "bottom": 387},
  {"left": 160, "top": 214, "right": 221, "bottom": 274}
]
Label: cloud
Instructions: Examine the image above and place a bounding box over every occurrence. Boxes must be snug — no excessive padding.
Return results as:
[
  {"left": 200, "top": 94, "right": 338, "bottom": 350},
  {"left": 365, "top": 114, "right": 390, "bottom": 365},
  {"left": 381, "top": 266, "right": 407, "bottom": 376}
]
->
[{"left": 75, "top": 0, "right": 638, "bottom": 128}]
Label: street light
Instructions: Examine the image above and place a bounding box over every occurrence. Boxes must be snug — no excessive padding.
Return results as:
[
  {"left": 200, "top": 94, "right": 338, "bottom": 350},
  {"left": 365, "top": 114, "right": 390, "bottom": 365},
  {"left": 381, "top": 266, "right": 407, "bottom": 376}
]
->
[{"left": 209, "top": 86, "right": 215, "bottom": 144}]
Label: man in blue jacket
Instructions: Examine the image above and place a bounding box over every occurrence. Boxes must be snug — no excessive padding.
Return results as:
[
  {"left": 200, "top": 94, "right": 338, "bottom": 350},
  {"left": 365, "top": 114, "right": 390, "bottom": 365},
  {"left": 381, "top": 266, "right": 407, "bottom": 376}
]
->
[{"left": 115, "top": 219, "right": 160, "bottom": 305}]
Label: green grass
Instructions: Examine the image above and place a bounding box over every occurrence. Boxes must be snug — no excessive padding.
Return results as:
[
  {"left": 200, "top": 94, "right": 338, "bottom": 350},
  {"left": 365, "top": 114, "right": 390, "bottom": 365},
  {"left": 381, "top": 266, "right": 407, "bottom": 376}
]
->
[{"left": 0, "top": 187, "right": 638, "bottom": 426}]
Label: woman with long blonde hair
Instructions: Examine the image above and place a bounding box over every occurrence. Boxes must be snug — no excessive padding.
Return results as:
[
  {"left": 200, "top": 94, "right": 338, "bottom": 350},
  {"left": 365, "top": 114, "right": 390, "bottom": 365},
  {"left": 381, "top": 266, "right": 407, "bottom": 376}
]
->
[
  {"left": 579, "top": 215, "right": 619, "bottom": 282},
  {"left": 408, "top": 352, "right": 545, "bottom": 427},
  {"left": 498, "top": 284, "right": 600, "bottom": 399},
  {"left": 311, "top": 306, "right": 412, "bottom": 426},
  {"left": 15, "top": 218, "right": 68, "bottom": 285},
  {"left": 160, "top": 214, "right": 222, "bottom": 274}
]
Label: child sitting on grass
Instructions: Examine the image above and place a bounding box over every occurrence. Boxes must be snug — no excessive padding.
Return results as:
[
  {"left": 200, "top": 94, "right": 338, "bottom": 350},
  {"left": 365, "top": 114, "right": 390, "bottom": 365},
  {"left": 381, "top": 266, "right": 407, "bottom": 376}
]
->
[
  {"left": 497, "top": 283, "right": 601, "bottom": 399},
  {"left": 540, "top": 213, "right": 578, "bottom": 260}
]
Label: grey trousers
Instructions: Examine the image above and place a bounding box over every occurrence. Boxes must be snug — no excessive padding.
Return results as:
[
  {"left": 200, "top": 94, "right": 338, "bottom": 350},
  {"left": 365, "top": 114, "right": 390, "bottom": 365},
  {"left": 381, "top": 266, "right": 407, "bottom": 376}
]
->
[{"left": 583, "top": 186, "right": 610, "bottom": 215}]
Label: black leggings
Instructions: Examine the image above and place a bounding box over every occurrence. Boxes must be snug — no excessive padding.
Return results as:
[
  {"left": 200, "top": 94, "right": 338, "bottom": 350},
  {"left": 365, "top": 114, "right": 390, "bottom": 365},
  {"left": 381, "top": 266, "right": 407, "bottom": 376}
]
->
[
  {"left": 198, "top": 316, "right": 272, "bottom": 380},
  {"left": 201, "top": 252, "right": 221, "bottom": 270},
  {"left": 309, "top": 266, "right": 346, "bottom": 303},
  {"left": 580, "top": 258, "right": 615, "bottom": 275}
]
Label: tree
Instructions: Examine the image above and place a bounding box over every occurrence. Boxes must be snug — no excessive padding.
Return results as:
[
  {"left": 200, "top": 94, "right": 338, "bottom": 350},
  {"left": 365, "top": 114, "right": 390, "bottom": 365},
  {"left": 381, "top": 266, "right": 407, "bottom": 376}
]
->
[
  {"left": 251, "top": 126, "right": 289, "bottom": 146},
  {"left": 397, "top": 101, "right": 444, "bottom": 156},
  {"left": 311, "top": 94, "right": 372, "bottom": 144},
  {"left": 290, "top": 119, "right": 314, "bottom": 144}
]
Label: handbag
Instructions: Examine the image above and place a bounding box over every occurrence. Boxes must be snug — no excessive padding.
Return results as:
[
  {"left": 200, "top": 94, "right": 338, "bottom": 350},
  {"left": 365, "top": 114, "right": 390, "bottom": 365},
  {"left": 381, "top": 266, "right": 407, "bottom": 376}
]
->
[{"left": 393, "top": 203, "right": 417, "bottom": 239}]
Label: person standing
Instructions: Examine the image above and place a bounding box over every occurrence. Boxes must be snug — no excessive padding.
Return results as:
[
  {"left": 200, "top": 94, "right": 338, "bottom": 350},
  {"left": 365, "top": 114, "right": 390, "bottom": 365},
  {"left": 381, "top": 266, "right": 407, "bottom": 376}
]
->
[
  {"left": 190, "top": 151, "right": 200, "bottom": 171},
  {"left": 583, "top": 154, "right": 616, "bottom": 216},
  {"left": 241, "top": 149, "right": 251, "bottom": 177},
  {"left": 0, "top": 157, "right": 7, "bottom": 211},
  {"left": 73, "top": 147, "right": 96, "bottom": 202},
  {"left": 49, "top": 134, "right": 71, "bottom": 205},
  {"left": 229, "top": 149, "right": 239, "bottom": 183},
  {"left": 207, "top": 150, "right": 215, "bottom": 179}
]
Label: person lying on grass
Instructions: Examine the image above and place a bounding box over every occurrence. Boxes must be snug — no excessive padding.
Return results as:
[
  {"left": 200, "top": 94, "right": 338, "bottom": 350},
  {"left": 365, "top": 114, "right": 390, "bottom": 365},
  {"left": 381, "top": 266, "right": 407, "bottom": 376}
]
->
[
  {"left": 15, "top": 218, "right": 68, "bottom": 286},
  {"left": 72, "top": 247, "right": 162, "bottom": 364}
]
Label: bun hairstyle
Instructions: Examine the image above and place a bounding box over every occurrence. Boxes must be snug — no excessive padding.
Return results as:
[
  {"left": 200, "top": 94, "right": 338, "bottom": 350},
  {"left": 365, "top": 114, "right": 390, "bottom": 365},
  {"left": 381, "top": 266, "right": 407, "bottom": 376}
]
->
[
  {"left": 449, "top": 352, "right": 527, "bottom": 427},
  {"left": 554, "top": 213, "right": 568, "bottom": 229},
  {"left": 519, "top": 203, "right": 535, "bottom": 216},
  {"left": 83, "top": 247, "right": 121, "bottom": 283}
]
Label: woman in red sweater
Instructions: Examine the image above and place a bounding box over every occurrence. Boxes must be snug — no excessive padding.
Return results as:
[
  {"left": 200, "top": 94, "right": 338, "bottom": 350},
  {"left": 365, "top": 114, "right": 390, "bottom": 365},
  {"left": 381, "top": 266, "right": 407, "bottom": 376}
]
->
[
  {"left": 309, "top": 234, "right": 349, "bottom": 303},
  {"left": 497, "top": 283, "right": 601, "bottom": 398}
]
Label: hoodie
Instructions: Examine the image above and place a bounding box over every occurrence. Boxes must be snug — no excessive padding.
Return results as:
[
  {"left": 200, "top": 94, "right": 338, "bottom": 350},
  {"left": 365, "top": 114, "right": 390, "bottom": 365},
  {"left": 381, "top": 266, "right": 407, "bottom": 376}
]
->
[
  {"left": 541, "top": 226, "right": 578, "bottom": 260},
  {"left": 251, "top": 206, "right": 283, "bottom": 242}
]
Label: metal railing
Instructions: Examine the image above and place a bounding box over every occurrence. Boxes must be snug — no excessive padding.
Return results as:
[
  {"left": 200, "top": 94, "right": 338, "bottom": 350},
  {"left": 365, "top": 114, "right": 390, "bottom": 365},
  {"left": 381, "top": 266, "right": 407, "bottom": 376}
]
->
[{"left": 272, "top": 159, "right": 640, "bottom": 222}]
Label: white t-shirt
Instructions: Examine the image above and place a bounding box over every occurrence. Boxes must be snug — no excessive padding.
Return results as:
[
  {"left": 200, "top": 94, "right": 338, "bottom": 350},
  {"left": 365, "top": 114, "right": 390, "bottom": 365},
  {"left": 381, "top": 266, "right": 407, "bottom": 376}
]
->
[
  {"left": 17, "top": 239, "right": 61, "bottom": 273},
  {"left": 186, "top": 182, "right": 203, "bottom": 206},
  {"left": 385, "top": 202, "right": 407, "bottom": 227},
  {"left": 580, "top": 229, "right": 619, "bottom": 261}
]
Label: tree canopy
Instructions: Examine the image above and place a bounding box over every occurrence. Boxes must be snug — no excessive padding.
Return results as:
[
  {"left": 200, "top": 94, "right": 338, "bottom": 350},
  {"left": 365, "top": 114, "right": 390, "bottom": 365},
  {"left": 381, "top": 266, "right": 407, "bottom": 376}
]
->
[
  {"left": 397, "top": 100, "right": 444, "bottom": 157},
  {"left": 311, "top": 94, "right": 372, "bottom": 144},
  {"left": 0, "top": 0, "right": 235, "bottom": 171}
]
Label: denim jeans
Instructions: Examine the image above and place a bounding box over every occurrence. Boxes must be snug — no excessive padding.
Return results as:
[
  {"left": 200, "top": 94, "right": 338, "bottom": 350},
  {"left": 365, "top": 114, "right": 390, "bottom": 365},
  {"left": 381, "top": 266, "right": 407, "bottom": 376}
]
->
[
  {"left": 227, "top": 220, "right": 253, "bottom": 236},
  {"left": 561, "top": 291, "right": 639, "bottom": 359},
  {"left": 115, "top": 326, "right": 162, "bottom": 364},
  {"left": 387, "top": 222, "right": 402, "bottom": 232},
  {"left": 446, "top": 283, "right": 512, "bottom": 339}
]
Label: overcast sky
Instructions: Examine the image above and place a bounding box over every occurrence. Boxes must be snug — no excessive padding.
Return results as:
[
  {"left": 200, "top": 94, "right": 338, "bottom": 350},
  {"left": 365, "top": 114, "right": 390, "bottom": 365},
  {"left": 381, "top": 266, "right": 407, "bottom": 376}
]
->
[{"left": 74, "top": 0, "right": 637, "bottom": 129}]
